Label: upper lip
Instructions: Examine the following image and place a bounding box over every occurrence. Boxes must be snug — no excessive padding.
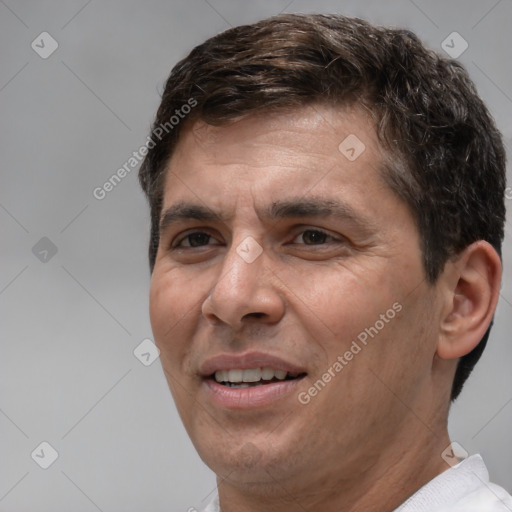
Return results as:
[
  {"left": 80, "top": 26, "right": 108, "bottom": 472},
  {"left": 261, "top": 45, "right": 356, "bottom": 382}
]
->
[{"left": 199, "top": 351, "right": 307, "bottom": 377}]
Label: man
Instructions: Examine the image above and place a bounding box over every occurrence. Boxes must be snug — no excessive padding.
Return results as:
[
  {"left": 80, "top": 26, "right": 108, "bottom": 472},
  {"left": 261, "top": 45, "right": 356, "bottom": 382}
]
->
[{"left": 138, "top": 13, "right": 511, "bottom": 512}]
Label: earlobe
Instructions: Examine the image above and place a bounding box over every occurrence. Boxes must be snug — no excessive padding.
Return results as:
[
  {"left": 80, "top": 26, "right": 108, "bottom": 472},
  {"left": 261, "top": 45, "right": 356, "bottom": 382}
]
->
[{"left": 436, "top": 241, "right": 502, "bottom": 360}]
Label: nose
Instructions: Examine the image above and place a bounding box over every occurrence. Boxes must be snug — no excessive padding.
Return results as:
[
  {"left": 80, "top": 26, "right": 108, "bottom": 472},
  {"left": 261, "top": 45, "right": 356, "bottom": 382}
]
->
[{"left": 201, "top": 238, "right": 285, "bottom": 329}]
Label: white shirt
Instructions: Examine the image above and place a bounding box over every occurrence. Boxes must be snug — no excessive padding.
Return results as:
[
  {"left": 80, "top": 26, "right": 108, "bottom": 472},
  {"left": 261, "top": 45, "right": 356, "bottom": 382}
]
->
[{"left": 199, "top": 455, "right": 512, "bottom": 512}]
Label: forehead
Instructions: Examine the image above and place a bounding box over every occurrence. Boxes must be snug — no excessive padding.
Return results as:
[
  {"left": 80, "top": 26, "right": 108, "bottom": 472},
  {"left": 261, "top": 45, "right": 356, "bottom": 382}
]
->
[
  {"left": 162, "top": 104, "right": 389, "bottom": 215},
  {"left": 182, "top": 104, "right": 379, "bottom": 162}
]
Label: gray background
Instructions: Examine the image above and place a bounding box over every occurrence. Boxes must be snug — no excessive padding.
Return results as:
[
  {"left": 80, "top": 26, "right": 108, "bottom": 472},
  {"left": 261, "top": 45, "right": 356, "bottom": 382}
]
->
[{"left": 0, "top": 1, "right": 511, "bottom": 511}]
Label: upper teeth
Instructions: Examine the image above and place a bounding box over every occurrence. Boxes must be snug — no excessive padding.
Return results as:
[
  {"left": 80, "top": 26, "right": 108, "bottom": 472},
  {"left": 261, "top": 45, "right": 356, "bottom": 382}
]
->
[{"left": 214, "top": 368, "right": 292, "bottom": 383}]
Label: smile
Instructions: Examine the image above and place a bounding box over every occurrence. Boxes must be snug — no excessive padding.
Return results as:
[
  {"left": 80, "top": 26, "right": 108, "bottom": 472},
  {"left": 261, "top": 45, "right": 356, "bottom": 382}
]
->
[
  {"left": 199, "top": 351, "right": 308, "bottom": 408},
  {"left": 213, "top": 368, "right": 305, "bottom": 388}
]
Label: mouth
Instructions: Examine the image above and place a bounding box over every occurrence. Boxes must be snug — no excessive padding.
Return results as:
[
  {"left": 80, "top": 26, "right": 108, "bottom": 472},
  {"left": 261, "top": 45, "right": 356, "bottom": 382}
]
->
[
  {"left": 209, "top": 368, "right": 307, "bottom": 388},
  {"left": 199, "top": 353, "right": 308, "bottom": 409}
]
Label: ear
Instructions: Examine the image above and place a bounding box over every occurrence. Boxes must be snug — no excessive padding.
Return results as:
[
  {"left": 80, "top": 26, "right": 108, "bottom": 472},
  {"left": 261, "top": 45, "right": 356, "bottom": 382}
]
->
[{"left": 436, "top": 241, "right": 502, "bottom": 360}]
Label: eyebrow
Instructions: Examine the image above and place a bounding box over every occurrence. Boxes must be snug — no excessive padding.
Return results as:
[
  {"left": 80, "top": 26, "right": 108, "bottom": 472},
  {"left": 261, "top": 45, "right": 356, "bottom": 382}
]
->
[
  {"left": 267, "top": 198, "right": 361, "bottom": 223},
  {"left": 159, "top": 197, "right": 375, "bottom": 234},
  {"left": 159, "top": 202, "right": 222, "bottom": 233}
]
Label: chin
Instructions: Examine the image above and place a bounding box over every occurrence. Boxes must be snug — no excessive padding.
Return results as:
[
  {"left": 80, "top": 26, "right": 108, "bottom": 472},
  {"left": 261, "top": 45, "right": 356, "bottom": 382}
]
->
[{"left": 197, "top": 433, "right": 298, "bottom": 483}]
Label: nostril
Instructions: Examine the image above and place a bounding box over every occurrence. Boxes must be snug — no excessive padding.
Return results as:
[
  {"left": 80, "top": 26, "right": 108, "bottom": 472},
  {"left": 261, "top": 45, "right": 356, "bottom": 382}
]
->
[{"left": 244, "top": 312, "right": 265, "bottom": 319}]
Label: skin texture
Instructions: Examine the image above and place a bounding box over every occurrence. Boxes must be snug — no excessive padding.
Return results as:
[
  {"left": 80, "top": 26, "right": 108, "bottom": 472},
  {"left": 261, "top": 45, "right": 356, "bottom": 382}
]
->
[{"left": 149, "top": 104, "right": 501, "bottom": 512}]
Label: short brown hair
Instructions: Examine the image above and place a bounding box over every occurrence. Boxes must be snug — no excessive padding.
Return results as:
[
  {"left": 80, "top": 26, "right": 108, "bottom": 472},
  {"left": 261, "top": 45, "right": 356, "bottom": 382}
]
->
[{"left": 139, "top": 13, "right": 506, "bottom": 400}]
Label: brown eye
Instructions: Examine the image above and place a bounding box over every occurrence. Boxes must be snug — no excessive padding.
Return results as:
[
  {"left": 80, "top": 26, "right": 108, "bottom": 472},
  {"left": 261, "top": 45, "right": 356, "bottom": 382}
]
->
[
  {"left": 302, "top": 230, "right": 328, "bottom": 244},
  {"left": 293, "top": 229, "right": 334, "bottom": 245},
  {"left": 175, "top": 231, "right": 219, "bottom": 248}
]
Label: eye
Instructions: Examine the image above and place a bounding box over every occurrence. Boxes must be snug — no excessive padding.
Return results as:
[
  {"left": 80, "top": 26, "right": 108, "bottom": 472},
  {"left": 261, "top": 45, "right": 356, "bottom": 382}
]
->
[
  {"left": 173, "top": 231, "right": 221, "bottom": 248},
  {"left": 291, "top": 229, "right": 336, "bottom": 245}
]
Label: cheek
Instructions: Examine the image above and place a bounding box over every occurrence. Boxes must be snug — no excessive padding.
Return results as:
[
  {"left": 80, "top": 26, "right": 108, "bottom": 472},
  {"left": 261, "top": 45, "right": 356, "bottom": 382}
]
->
[
  {"left": 277, "top": 262, "right": 398, "bottom": 342},
  {"left": 149, "top": 273, "right": 172, "bottom": 338},
  {"left": 149, "top": 267, "right": 200, "bottom": 354},
  {"left": 149, "top": 269, "right": 201, "bottom": 413}
]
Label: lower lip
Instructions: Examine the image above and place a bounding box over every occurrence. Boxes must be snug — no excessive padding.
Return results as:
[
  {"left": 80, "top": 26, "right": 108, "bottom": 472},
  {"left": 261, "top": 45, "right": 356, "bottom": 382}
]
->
[{"left": 203, "top": 378, "right": 304, "bottom": 409}]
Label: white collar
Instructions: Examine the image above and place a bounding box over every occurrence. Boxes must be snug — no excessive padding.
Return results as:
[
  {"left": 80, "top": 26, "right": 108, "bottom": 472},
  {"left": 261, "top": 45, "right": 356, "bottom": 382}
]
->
[{"left": 201, "top": 454, "right": 502, "bottom": 512}]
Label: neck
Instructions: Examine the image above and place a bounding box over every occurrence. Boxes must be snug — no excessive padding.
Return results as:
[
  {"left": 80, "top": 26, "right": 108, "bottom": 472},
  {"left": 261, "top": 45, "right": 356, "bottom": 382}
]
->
[{"left": 217, "top": 416, "right": 452, "bottom": 512}]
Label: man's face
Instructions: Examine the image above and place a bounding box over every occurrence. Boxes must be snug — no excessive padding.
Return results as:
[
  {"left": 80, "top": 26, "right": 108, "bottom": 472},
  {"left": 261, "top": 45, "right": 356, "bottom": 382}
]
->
[{"left": 149, "top": 105, "right": 443, "bottom": 488}]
